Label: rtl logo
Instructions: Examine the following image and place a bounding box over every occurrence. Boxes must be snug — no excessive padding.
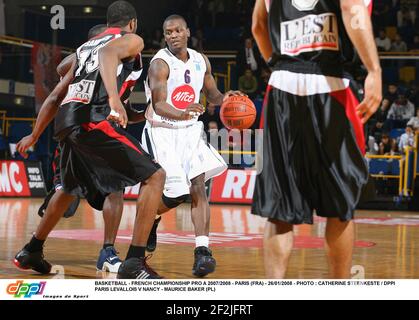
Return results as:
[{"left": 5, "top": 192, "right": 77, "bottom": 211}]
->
[
  {"left": 210, "top": 169, "right": 257, "bottom": 204},
  {"left": 6, "top": 280, "right": 46, "bottom": 298}
]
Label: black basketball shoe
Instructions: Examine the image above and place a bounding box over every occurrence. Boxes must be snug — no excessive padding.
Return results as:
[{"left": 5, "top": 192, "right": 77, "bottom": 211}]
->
[
  {"left": 13, "top": 246, "right": 52, "bottom": 274},
  {"left": 117, "top": 256, "right": 163, "bottom": 279},
  {"left": 146, "top": 217, "right": 161, "bottom": 252},
  {"left": 192, "top": 246, "right": 216, "bottom": 277}
]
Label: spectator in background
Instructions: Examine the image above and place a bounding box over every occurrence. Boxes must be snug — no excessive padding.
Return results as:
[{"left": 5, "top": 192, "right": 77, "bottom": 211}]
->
[
  {"left": 379, "top": 133, "right": 394, "bottom": 155},
  {"left": 258, "top": 67, "right": 271, "bottom": 97},
  {"left": 397, "top": 5, "right": 416, "bottom": 28},
  {"left": 238, "top": 38, "right": 261, "bottom": 75},
  {"left": 190, "top": 0, "right": 207, "bottom": 28},
  {"left": 366, "top": 136, "right": 379, "bottom": 155},
  {"left": 191, "top": 28, "right": 205, "bottom": 52},
  {"left": 150, "top": 28, "right": 165, "bottom": 50},
  {"left": 238, "top": 69, "right": 258, "bottom": 99},
  {"left": 409, "top": 34, "right": 419, "bottom": 51},
  {"left": 372, "top": 0, "right": 392, "bottom": 32},
  {"left": 386, "top": 93, "right": 415, "bottom": 129},
  {"left": 407, "top": 81, "right": 419, "bottom": 107},
  {"left": 398, "top": 125, "right": 415, "bottom": 151},
  {"left": 199, "top": 102, "right": 223, "bottom": 131},
  {"left": 208, "top": 0, "right": 225, "bottom": 27},
  {"left": 390, "top": 34, "right": 408, "bottom": 51},
  {"left": 370, "top": 120, "right": 386, "bottom": 143},
  {"left": 208, "top": 120, "right": 219, "bottom": 132},
  {"left": 407, "top": 108, "right": 419, "bottom": 128},
  {"left": 390, "top": 139, "right": 400, "bottom": 155},
  {"left": 374, "top": 83, "right": 398, "bottom": 123},
  {"left": 375, "top": 29, "right": 392, "bottom": 51}
]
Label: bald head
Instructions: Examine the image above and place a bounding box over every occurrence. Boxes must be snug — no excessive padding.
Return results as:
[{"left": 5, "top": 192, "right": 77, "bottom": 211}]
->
[
  {"left": 162, "top": 14, "right": 190, "bottom": 54},
  {"left": 163, "top": 14, "right": 187, "bottom": 29}
]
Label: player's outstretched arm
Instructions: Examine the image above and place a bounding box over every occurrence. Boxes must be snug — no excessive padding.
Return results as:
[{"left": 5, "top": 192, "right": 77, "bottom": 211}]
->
[
  {"left": 99, "top": 34, "right": 144, "bottom": 128},
  {"left": 201, "top": 54, "right": 244, "bottom": 106},
  {"left": 341, "top": 0, "right": 382, "bottom": 124},
  {"left": 252, "top": 0, "right": 272, "bottom": 62},
  {"left": 149, "top": 59, "right": 203, "bottom": 120},
  {"left": 17, "top": 60, "right": 76, "bottom": 158}
]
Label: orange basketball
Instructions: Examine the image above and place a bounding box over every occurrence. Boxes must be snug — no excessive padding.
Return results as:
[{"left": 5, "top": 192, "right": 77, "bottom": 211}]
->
[{"left": 220, "top": 96, "right": 256, "bottom": 130}]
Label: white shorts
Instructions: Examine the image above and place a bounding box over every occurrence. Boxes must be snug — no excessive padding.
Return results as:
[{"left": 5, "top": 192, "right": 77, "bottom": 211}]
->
[{"left": 141, "top": 121, "right": 227, "bottom": 198}]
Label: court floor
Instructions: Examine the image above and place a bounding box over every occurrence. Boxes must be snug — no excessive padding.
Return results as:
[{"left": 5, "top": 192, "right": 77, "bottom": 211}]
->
[{"left": 1, "top": 198, "right": 419, "bottom": 279}]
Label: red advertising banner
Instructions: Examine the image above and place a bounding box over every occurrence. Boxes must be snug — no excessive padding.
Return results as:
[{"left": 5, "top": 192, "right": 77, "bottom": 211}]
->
[
  {"left": 31, "top": 42, "right": 61, "bottom": 113},
  {"left": 209, "top": 169, "right": 257, "bottom": 204},
  {"left": 0, "top": 161, "right": 46, "bottom": 197},
  {"left": 0, "top": 161, "right": 31, "bottom": 196}
]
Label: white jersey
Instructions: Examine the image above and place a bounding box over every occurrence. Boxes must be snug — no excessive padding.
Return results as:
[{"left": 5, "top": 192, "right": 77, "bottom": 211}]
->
[{"left": 145, "top": 48, "right": 207, "bottom": 128}]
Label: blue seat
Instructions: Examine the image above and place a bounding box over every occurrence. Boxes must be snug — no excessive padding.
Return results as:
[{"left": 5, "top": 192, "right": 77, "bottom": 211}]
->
[
  {"left": 382, "top": 67, "right": 399, "bottom": 84},
  {"left": 390, "top": 159, "right": 401, "bottom": 175},
  {"left": 369, "top": 159, "right": 396, "bottom": 175},
  {"left": 8, "top": 122, "right": 33, "bottom": 143},
  {"left": 0, "top": 135, "right": 7, "bottom": 150},
  {"left": 389, "top": 128, "right": 405, "bottom": 140}
]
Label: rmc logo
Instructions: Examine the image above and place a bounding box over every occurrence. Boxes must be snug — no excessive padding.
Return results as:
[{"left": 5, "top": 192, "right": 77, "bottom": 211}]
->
[{"left": 6, "top": 280, "right": 46, "bottom": 298}]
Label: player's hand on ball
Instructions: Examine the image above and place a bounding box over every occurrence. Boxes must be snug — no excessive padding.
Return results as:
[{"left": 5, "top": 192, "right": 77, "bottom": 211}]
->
[
  {"left": 17, "top": 134, "right": 37, "bottom": 159},
  {"left": 108, "top": 96, "right": 128, "bottom": 128},
  {"left": 223, "top": 90, "right": 246, "bottom": 102},
  {"left": 182, "top": 103, "right": 204, "bottom": 120}
]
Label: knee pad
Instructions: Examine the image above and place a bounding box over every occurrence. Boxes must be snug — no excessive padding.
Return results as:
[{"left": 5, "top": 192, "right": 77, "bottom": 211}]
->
[{"left": 162, "top": 194, "right": 188, "bottom": 209}]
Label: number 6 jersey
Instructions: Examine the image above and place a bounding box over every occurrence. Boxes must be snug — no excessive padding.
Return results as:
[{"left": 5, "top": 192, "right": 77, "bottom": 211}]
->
[{"left": 145, "top": 47, "right": 207, "bottom": 128}]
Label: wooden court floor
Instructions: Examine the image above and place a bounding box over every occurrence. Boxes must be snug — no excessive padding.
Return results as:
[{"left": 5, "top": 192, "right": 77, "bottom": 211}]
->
[{"left": 1, "top": 198, "right": 419, "bottom": 279}]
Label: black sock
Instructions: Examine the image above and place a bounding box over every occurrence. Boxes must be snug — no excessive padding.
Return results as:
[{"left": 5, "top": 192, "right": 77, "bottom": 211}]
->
[
  {"left": 25, "top": 236, "right": 45, "bottom": 252},
  {"left": 103, "top": 243, "right": 114, "bottom": 249},
  {"left": 126, "top": 245, "right": 146, "bottom": 260}
]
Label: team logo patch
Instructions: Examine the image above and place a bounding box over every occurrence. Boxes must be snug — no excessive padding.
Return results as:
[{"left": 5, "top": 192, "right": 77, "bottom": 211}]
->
[
  {"left": 280, "top": 13, "right": 339, "bottom": 56},
  {"left": 171, "top": 84, "right": 196, "bottom": 110},
  {"left": 292, "top": 0, "right": 319, "bottom": 11},
  {"left": 61, "top": 79, "right": 96, "bottom": 105}
]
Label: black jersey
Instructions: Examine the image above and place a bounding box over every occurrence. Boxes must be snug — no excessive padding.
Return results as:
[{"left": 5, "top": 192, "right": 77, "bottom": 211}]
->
[
  {"left": 267, "top": 0, "right": 372, "bottom": 78},
  {"left": 54, "top": 28, "right": 140, "bottom": 140}
]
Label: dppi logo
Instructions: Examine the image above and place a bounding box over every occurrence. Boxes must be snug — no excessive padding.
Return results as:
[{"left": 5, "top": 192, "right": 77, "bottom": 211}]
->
[{"left": 6, "top": 280, "right": 46, "bottom": 298}]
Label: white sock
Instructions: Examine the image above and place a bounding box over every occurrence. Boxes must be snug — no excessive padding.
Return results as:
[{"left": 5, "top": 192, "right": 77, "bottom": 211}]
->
[{"left": 195, "top": 236, "right": 209, "bottom": 248}]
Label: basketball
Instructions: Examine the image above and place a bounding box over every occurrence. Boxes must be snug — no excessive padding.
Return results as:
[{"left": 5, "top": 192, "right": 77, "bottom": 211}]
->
[{"left": 220, "top": 96, "right": 256, "bottom": 130}]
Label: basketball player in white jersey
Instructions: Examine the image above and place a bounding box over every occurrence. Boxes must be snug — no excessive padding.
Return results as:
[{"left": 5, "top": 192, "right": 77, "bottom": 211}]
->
[{"left": 143, "top": 15, "right": 243, "bottom": 277}]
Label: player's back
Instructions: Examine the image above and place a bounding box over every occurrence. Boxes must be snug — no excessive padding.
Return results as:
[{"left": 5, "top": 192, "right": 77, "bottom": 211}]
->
[
  {"left": 268, "top": 0, "right": 371, "bottom": 78},
  {"left": 55, "top": 28, "right": 133, "bottom": 139}
]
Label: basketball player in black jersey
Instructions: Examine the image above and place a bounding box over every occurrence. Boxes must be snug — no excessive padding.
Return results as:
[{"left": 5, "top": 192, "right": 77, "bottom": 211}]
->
[
  {"left": 13, "top": 1, "right": 170, "bottom": 279},
  {"left": 19, "top": 23, "right": 148, "bottom": 274},
  {"left": 252, "top": 0, "right": 381, "bottom": 278}
]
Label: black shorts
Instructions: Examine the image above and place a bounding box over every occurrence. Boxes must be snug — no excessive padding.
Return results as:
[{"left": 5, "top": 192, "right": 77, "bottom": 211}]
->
[
  {"left": 251, "top": 78, "right": 368, "bottom": 224},
  {"left": 59, "top": 120, "right": 161, "bottom": 210}
]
